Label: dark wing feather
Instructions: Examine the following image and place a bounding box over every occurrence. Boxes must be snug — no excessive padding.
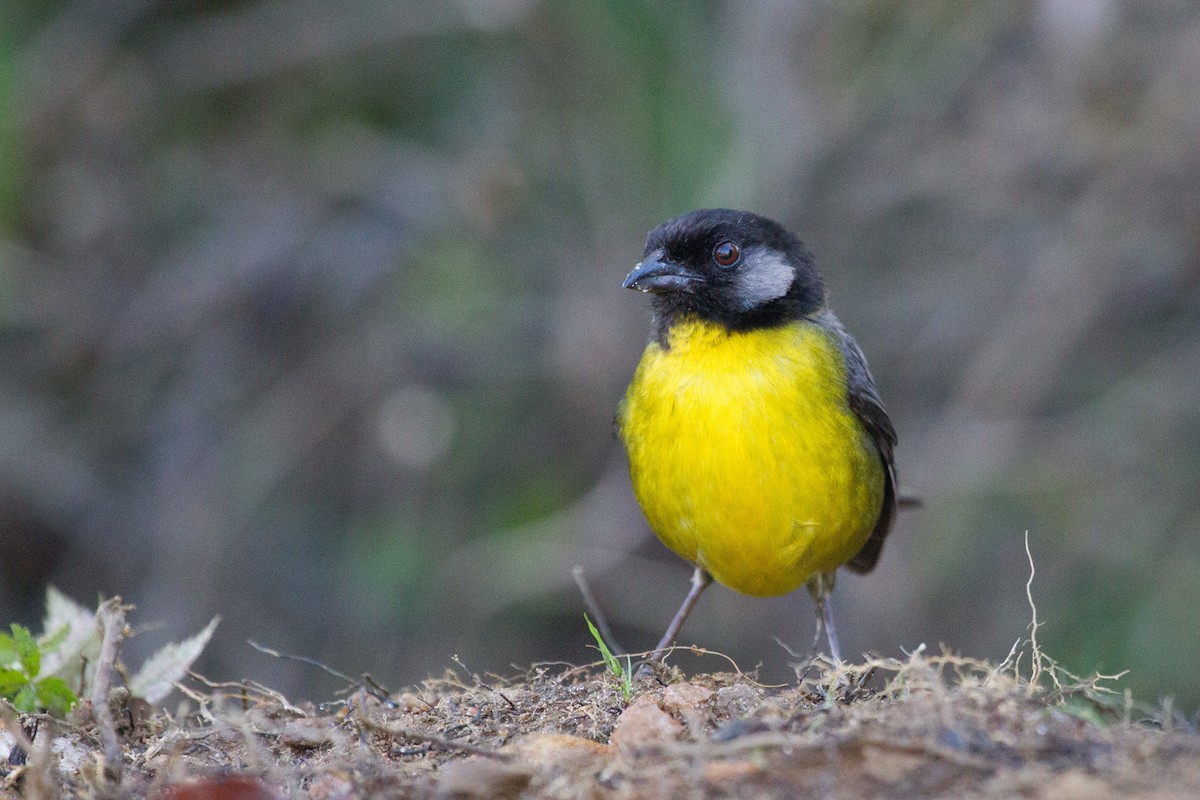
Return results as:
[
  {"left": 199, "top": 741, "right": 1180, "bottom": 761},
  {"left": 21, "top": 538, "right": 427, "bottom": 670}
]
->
[{"left": 815, "top": 311, "right": 898, "bottom": 574}]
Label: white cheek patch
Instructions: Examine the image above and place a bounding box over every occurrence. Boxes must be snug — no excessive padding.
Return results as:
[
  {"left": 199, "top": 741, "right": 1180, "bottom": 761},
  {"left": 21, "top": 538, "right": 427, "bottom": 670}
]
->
[{"left": 735, "top": 247, "right": 795, "bottom": 310}]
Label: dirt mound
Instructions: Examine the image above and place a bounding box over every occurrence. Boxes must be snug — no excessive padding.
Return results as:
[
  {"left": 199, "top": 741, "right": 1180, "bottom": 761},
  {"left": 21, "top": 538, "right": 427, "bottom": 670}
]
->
[{"left": 3, "top": 649, "right": 1198, "bottom": 799}]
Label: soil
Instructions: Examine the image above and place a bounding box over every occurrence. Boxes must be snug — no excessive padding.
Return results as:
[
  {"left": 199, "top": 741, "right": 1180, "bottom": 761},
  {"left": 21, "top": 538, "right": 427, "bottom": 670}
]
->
[{"left": 3, "top": 649, "right": 1198, "bottom": 799}]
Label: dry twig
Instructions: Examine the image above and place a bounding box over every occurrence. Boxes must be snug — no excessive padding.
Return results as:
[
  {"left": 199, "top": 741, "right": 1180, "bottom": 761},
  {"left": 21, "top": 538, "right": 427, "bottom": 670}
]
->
[
  {"left": 93, "top": 597, "right": 132, "bottom": 782},
  {"left": 355, "top": 714, "right": 511, "bottom": 760}
]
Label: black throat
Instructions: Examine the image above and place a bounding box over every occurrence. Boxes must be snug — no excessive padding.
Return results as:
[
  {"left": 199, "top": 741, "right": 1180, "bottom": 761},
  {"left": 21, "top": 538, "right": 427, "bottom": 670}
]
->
[{"left": 650, "top": 279, "right": 824, "bottom": 347}]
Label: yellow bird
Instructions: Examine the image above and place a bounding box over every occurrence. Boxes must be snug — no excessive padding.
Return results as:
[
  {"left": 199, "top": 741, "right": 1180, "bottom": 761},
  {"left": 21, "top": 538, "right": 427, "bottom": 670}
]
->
[{"left": 617, "top": 209, "right": 900, "bottom": 663}]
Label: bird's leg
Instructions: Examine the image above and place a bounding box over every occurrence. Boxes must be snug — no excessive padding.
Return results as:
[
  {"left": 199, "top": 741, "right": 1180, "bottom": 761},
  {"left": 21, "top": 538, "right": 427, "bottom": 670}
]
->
[
  {"left": 648, "top": 566, "right": 712, "bottom": 662},
  {"left": 806, "top": 572, "right": 842, "bottom": 664}
]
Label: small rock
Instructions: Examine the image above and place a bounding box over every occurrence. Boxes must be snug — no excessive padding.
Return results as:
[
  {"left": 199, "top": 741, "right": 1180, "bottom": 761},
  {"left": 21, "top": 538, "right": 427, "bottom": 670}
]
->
[
  {"left": 661, "top": 683, "right": 714, "bottom": 736},
  {"left": 713, "top": 684, "right": 762, "bottom": 717},
  {"left": 306, "top": 772, "right": 355, "bottom": 800},
  {"left": 609, "top": 696, "right": 682, "bottom": 752},
  {"left": 436, "top": 757, "right": 532, "bottom": 800},
  {"left": 661, "top": 683, "right": 714, "bottom": 712},
  {"left": 505, "top": 733, "right": 609, "bottom": 766}
]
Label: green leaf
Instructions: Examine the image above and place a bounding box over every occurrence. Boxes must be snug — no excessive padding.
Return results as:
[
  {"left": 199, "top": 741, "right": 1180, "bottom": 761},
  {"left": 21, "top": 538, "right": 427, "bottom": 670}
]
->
[
  {"left": 35, "top": 677, "right": 77, "bottom": 717},
  {"left": 11, "top": 624, "right": 38, "bottom": 678},
  {"left": 0, "top": 632, "right": 16, "bottom": 666},
  {"left": 0, "top": 666, "right": 28, "bottom": 696},
  {"left": 12, "top": 682, "right": 37, "bottom": 713}
]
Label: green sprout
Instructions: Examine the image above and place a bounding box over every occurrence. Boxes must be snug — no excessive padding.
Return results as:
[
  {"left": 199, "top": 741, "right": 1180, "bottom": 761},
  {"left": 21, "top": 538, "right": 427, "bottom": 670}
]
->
[{"left": 585, "top": 614, "right": 633, "bottom": 700}]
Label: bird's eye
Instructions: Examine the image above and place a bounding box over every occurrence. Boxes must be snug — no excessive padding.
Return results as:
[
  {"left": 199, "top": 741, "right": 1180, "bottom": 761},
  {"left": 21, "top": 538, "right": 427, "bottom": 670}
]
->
[{"left": 713, "top": 240, "right": 740, "bottom": 267}]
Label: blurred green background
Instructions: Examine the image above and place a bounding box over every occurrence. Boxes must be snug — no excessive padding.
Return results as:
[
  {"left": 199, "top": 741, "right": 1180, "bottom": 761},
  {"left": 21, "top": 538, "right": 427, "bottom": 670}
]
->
[{"left": 1, "top": 0, "right": 1198, "bottom": 708}]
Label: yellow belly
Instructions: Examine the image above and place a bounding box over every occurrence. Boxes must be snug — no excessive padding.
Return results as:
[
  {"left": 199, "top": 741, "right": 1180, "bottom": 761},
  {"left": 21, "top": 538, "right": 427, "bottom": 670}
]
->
[{"left": 618, "top": 318, "right": 885, "bottom": 597}]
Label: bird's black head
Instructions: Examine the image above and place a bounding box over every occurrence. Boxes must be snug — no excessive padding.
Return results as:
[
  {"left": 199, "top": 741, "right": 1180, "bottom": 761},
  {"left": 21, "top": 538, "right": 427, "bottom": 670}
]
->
[{"left": 623, "top": 209, "right": 825, "bottom": 337}]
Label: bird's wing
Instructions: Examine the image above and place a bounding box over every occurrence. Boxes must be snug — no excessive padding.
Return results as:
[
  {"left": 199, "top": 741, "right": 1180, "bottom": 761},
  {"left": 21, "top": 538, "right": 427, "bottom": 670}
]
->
[{"left": 814, "top": 311, "right": 898, "bottom": 574}]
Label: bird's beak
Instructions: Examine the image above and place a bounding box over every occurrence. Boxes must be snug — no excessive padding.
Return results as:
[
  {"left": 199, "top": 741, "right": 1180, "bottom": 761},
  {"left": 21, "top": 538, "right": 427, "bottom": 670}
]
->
[{"left": 622, "top": 254, "right": 701, "bottom": 293}]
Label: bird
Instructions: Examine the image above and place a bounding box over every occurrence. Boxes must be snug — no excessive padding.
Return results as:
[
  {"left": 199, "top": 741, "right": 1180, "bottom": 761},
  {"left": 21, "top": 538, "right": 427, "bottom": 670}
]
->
[{"left": 616, "top": 208, "right": 900, "bottom": 664}]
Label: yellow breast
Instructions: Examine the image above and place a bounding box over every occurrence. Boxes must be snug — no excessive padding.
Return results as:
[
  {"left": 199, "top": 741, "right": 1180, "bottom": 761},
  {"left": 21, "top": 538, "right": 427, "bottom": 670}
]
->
[{"left": 618, "top": 318, "right": 885, "bottom": 597}]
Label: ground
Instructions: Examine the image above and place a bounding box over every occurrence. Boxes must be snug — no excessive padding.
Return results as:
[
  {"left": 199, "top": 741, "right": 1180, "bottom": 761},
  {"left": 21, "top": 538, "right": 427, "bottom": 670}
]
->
[{"left": 3, "top": 645, "right": 1199, "bottom": 800}]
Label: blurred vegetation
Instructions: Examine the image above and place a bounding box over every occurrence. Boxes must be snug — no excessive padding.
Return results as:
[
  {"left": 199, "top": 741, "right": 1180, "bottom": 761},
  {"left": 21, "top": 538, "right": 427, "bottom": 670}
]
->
[{"left": 1, "top": 0, "right": 1198, "bottom": 707}]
